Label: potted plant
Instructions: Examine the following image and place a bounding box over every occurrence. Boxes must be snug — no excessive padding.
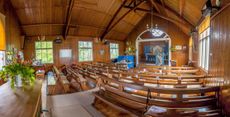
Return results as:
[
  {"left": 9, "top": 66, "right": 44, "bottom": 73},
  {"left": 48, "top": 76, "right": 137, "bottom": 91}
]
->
[
  {"left": 0, "top": 48, "right": 35, "bottom": 89},
  {"left": 0, "top": 62, "right": 35, "bottom": 89}
]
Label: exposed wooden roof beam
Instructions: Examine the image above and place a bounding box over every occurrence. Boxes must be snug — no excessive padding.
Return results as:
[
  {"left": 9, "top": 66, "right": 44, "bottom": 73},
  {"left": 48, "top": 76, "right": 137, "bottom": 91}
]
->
[
  {"left": 123, "top": 7, "right": 191, "bottom": 35},
  {"left": 160, "top": 0, "right": 168, "bottom": 16},
  {"left": 151, "top": 12, "right": 190, "bottom": 34},
  {"left": 22, "top": 23, "right": 65, "bottom": 27},
  {"left": 100, "top": 0, "right": 127, "bottom": 41},
  {"left": 149, "top": 0, "right": 161, "bottom": 13},
  {"left": 179, "top": 0, "right": 185, "bottom": 16},
  {"left": 127, "top": 0, "right": 135, "bottom": 7},
  {"left": 63, "top": 0, "right": 75, "bottom": 40},
  {"left": 21, "top": 23, "right": 128, "bottom": 35},
  {"left": 154, "top": 1, "right": 194, "bottom": 27},
  {"left": 101, "top": 0, "right": 146, "bottom": 40}
]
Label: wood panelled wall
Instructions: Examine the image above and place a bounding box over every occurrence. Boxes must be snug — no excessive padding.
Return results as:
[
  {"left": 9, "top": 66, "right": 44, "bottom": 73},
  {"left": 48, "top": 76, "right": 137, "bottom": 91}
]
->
[
  {"left": 24, "top": 36, "right": 125, "bottom": 67},
  {"left": 209, "top": 4, "right": 230, "bottom": 115},
  {"left": 209, "top": 5, "right": 230, "bottom": 81},
  {"left": 0, "top": 0, "right": 22, "bottom": 50},
  {"left": 126, "top": 15, "right": 189, "bottom": 66}
]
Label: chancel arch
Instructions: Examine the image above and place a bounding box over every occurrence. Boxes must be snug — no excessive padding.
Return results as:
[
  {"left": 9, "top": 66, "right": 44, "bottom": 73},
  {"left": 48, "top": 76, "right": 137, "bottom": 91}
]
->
[{"left": 136, "top": 26, "right": 171, "bottom": 66}]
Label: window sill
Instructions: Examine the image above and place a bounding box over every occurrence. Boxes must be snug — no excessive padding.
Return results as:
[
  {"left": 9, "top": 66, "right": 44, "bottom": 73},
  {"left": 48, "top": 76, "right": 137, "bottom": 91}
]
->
[
  {"left": 78, "top": 61, "right": 93, "bottom": 63},
  {"left": 198, "top": 66, "right": 208, "bottom": 74}
]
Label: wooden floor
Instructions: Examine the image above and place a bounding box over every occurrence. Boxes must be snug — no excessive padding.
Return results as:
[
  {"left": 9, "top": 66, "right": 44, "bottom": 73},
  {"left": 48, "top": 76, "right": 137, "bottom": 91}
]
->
[
  {"left": 46, "top": 87, "right": 104, "bottom": 117},
  {"left": 94, "top": 99, "right": 132, "bottom": 117}
]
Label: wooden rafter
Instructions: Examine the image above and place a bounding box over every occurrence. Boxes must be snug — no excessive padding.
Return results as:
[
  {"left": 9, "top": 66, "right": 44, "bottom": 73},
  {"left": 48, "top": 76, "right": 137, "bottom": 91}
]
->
[
  {"left": 149, "top": 0, "right": 161, "bottom": 13},
  {"left": 179, "top": 0, "right": 185, "bottom": 16},
  {"left": 101, "top": 0, "right": 146, "bottom": 40},
  {"left": 123, "top": 7, "right": 192, "bottom": 34},
  {"left": 154, "top": 1, "right": 194, "bottom": 27},
  {"left": 22, "top": 23, "right": 65, "bottom": 27},
  {"left": 160, "top": 0, "right": 167, "bottom": 16},
  {"left": 64, "top": 0, "right": 75, "bottom": 40},
  {"left": 127, "top": 0, "right": 135, "bottom": 7},
  {"left": 100, "top": 0, "right": 127, "bottom": 40},
  {"left": 22, "top": 23, "right": 128, "bottom": 36}
]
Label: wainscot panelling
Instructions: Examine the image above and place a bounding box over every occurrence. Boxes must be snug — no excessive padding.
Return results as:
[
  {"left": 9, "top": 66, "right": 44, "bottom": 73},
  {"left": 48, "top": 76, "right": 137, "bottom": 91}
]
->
[{"left": 209, "top": 4, "right": 230, "bottom": 115}]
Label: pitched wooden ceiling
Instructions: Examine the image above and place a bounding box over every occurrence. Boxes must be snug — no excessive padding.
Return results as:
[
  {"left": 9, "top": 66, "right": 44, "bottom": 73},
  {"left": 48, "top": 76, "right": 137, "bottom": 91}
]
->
[{"left": 10, "top": 0, "right": 207, "bottom": 41}]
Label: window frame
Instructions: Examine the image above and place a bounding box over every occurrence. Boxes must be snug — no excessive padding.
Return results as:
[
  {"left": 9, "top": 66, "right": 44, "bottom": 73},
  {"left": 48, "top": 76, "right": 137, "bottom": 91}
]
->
[
  {"left": 110, "top": 43, "right": 119, "bottom": 59},
  {"left": 35, "top": 41, "right": 54, "bottom": 64},
  {"left": 199, "top": 27, "right": 210, "bottom": 71},
  {"left": 78, "top": 41, "right": 93, "bottom": 62}
]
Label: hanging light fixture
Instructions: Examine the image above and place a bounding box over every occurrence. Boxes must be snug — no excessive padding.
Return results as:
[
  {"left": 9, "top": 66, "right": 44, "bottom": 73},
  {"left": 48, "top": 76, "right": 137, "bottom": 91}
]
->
[{"left": 146, "top": 4, "right": 164, "bottom": 37}]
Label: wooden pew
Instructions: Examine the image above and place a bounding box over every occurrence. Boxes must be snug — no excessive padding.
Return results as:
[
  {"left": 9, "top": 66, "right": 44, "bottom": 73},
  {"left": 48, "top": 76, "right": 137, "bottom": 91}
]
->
[
  {"left": 71, "top": 64, "right": 221, "bottom": 116},
  {"left": 138, "top": 65, "right": 195, "bottom": 70},
  {"left": 66, "top": 67, "right": 88, "bottom": 91},
  {"left": 93, "top": 74, "right": 221, "bottom": 117},
  {"left": 53, "top": 66, "right": 70, "bottom": 93}
]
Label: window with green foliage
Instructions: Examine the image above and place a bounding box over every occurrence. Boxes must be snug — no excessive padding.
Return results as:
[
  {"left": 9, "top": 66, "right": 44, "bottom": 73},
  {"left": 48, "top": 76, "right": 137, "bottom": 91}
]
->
[
  {"left": 110, "top": 43, "right": 119, "bottom": 59},
  {"left": 78, "top": 41, "right": 93, "bottom": 62},
  {"left": 35, "top": 41, "right": 53, "bottom": 63}
]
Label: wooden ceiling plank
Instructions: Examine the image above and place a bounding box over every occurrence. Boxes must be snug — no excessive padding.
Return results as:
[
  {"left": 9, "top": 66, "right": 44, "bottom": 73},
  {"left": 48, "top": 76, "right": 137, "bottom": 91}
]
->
[
  {"left": 64, "top": 0, "right": 75, "bottom": 39},
  {"left": 123, "top": 7, "right": 191, "bottom": 34},
  {"left": 22, "top": 23, "right": 128, "bottom": 35},
  {"left": 154, "top": 1, "right": 194, "bottom": 27},
  {"left": 102, "top": 0, "right": 146, "bottom": 40},
  {"left": 8, "top": 0, "right": 25, "bottom": 35},
  {"left": 100, "top": 0, "right": 128, "bottom": 40},
  {"left": 179, "top": 0, "right": 185, "bottom": 17},
  {"left": 22, "top": 23, "right": 65, "bottom": 27},
  {"left": 149, "top": 0, "right": 161, "bottom": 14},
  {"left": 160, "top": 0, "right": 168, "bottom": 16}
]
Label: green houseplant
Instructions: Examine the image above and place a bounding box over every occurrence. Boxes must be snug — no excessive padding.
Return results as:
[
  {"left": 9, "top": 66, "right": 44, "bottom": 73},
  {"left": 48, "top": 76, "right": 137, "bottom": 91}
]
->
[
  {"left": 0, "top": 48, "right": 35, "bottom": 89},
  {"left": 0, "top": 62, "right": 35, "bottom": 89}
]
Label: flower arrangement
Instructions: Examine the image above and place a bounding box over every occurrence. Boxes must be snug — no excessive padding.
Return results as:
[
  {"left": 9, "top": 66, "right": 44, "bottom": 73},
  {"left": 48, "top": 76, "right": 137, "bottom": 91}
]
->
[
  {"left": 125, "top": 46, "right": 136, "bottom": 55},
  {"left": 125, "top": 41, "right": 136, "bottom": 55},
  {"left": 0, "top": 49, "right": 35, "bottom": 89}
]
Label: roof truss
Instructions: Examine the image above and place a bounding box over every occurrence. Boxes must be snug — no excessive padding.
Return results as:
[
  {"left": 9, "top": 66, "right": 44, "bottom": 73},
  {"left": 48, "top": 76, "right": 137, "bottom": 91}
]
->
[
  {"left": 64, "top": 0, "right": 75, "bottom": 39},
  {"left": 100, "top": 0, "right": 146, "bottom": 40}
]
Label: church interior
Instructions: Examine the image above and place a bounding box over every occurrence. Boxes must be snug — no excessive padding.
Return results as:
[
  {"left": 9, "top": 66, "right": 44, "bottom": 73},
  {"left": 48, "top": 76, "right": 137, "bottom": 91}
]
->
[{"left": 0, "top": 0, "right": 230, "bottom": 117}]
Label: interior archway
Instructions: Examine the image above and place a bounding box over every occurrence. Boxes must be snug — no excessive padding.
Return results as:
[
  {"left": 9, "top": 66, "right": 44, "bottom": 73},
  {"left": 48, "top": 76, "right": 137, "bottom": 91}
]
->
[{"left": 136, "top": 28, "right": 171, "bottom": 66}]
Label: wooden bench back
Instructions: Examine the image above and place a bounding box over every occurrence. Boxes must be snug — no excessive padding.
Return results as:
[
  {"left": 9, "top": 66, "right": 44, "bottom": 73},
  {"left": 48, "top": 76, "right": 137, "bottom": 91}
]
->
[{"left": 98, "top": 74, "right": 220, "bottom": 109}]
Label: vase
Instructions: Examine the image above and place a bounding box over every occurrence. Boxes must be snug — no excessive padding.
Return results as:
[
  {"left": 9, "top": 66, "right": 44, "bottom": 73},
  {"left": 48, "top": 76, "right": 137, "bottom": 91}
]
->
[{"left": 15, "top": 75, "right": 22, "bottom": 88}]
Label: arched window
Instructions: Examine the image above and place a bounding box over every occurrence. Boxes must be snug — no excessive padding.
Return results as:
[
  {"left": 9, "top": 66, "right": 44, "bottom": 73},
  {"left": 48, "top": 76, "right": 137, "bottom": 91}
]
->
[{"left": 151, "top": 28, "right": 164, "bottom": 37}]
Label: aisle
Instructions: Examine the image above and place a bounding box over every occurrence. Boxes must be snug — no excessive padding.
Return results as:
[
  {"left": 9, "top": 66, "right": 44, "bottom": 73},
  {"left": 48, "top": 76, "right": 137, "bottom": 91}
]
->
[{"left": 47, "top": 88, "right": 104, "bottom": 117}]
